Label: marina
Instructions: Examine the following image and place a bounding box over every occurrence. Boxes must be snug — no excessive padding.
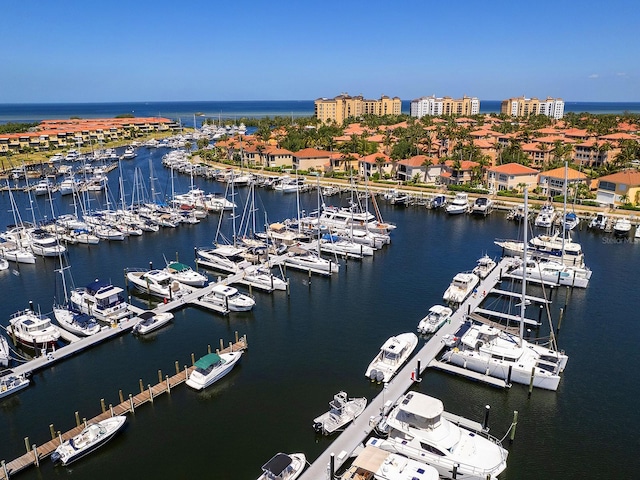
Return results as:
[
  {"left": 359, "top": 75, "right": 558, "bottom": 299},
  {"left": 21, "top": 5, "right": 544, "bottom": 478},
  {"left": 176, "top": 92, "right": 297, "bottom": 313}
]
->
[{"left": 0, "top": 144, "right": 638, "bottom": 479}]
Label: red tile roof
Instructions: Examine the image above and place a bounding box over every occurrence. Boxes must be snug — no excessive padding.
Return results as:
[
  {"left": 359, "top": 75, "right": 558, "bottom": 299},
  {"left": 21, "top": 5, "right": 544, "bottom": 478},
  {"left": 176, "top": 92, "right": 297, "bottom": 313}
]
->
[
  {"left": 489, "top": 163, "right": 539, "bottom": 175},
  {"left": 598, "top": 170, "right": 640, "bottom": 186},
  {"left": 540, "top": 167, "right": 588, "bottom": 180}
]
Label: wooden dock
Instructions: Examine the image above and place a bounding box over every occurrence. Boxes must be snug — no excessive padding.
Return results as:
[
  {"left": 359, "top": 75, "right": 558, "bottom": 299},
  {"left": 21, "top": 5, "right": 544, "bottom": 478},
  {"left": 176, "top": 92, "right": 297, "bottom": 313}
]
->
[
  {"left": 298, "top": 257, "right": 515, "bottom": 479},
  {"left": 0, "top": 334, "right": 247, "bottom": 480}
]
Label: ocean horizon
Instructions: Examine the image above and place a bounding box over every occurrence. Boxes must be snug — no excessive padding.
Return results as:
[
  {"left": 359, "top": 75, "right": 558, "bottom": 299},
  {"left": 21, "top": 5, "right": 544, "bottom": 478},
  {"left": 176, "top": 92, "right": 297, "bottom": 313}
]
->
[{"left": 1, "top": 100, "right": 640, "bottom": 125}]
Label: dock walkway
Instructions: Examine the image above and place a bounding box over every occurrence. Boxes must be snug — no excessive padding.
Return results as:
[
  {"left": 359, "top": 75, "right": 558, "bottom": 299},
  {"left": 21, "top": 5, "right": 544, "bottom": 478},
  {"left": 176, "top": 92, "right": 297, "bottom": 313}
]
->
[
  {"left": 1, "top": 336, "right": 247, "bottom": 480},
  {"left": 299, "top": 258, "right": 513, "bottom": 479}
]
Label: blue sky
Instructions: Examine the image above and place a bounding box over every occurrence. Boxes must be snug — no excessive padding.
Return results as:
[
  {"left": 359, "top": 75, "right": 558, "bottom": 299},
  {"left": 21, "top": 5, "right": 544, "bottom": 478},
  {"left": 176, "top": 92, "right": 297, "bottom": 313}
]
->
[{"left": 1, "top": 0, "right": 638, "bottom": 103}]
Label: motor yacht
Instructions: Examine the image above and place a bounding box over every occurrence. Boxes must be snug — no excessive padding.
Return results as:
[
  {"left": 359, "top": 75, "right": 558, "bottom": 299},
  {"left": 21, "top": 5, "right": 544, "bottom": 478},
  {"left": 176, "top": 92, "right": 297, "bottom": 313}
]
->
[
  {"left": 69, "top": 280, "right": 131, "bottom": 322},
  {"left": 442, "top": 272, "right": 479, "bottom": 304},
  {"left": 445, "top": 193, "right": 469, "bottom": 215},
  {"left": 8, "top": 308, "right": 61, "bottom": 350},
  {"left": 186, "top": 351, "right": 243, "bottom": 390},
  {"left": 132, "top": 311, "right": 174, "bottom": 335},
  {"left": 199, "top": 284, "right": 255, "bottom": 312},
  {"left": 417, "top": 305, "right": 453, "bottom": 335},
  {"left": 257, "top": 452, "right": 306, "bottom": 480},
  {"left": 369, "top": 391, "right": 508, "bottom": 480}
]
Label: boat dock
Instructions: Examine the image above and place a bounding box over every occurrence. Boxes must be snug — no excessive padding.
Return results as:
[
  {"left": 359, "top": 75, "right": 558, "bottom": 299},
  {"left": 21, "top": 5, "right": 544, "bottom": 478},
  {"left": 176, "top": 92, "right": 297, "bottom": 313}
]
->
[
  {"left": 299, "top": 257, "right": 516, "bottom": 479},
  {"left": 0, "top": 334, "right": 247, "bottom": 480}
]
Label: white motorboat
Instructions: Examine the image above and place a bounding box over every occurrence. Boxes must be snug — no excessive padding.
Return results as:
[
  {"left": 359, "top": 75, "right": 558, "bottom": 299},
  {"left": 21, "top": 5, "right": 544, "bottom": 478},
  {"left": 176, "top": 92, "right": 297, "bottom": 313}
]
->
[
  {"left": 53, "top": 306, "right": 101, "bottom": 336},
  {"left": 534, "top": 203, "right": 556, "bottom": 228},
  {"left": 59, "top": 177, "right": 78, "bottom": 195},
  {"left": 186, "top": 351, "right": 243, "bottom": 390},
  {"left": 365, "top": 332, "right": 418, "bottom": 383},
  {"left": 445, "top": 193, "right": 469, "bottom": 215},
  {"left": 312, "top": 391, "right": 367, "bottom": 435},
  {"left": 196, "top": 245, "right": 247, "bottom": 274},
  {"left": 274, "top": 176, "right": 303, "bottom": 193},
  {"left": 301, "top": 204, "right": 396, "bottom": 235},
  {"left": 0, "top": 335, "right": 10, "bottom": 367},
  {"left": 0, "top": 372, "right": 30, "bottom": 400},
  {"left": 319, "top": 234, "right": 375, "bottom": 257},
  {"left": 34, "top": 178, "right": 52, "bottom": 196},
  {"left": 126, "top": 269, "right": 193, "bottom": 300},
  {"left": 613, "top": 217, "right": 632, "bottom": 236},
  {"left": 368, "top": 391, "right": 508, "bottom": 480},
  {"left": 472, "top": 254, "right": 497, "bottom": 279},
  {"left": 8, "top": 308, "right": 61, "bottom": 350},
  {"left": 443, "top": 190, "right": 569, "bottom": 391},
  {"left": 164, "top": 261, "right": 208, "bottom": 287},
  {"left": 199, "top": 284, "right": 255, "bottom": 312},
  {"left": 69, "top": 280, "right": 131, "bottom": 322},
  {"left": 417, "top": 305, "right": 453, "bottom": 335},
  {"left": 471, "top": 196, "right": 493, "bottom": 215},
  {"left": 27, "top": 228, "right": 66, "bottom": 257},
  {"left": 240, "top": 264, "right": 288, "bottom": 291},
  {"left": 0, "top": 242, "right": 36, "bottom": 264},
  {"left": 283, "top": 246, "right": 339, "bottom": 275},
  {"left": 51, "top": 415, "right": 127, "bottom": 466},
  {"left": 563, "top": 212, "right": 580, "bottom": 230},
  {"left": 132, "top": 311, "right": 174, "bottom": 335},
  {"left": 588, "top": 213, "right": 608, "bottom": 230},
  {"left": 121, "top": 146, "right": 137, "bottom": 159},
  {"left": 442, "top": 272, "right": 479, "bottom": 304},
  {"left": 257, "top": 452, "right": 306, "bottom": 480},
  {"left": 427, "top": 194, "right": 446, "bottom": 209},
  {"left": 340, "top": 445, "right": 439, "bottom": 480}
]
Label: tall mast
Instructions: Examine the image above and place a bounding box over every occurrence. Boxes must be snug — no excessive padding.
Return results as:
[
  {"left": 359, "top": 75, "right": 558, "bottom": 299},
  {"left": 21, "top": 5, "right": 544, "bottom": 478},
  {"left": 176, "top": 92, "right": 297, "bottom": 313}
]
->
[{"left": 520, "top": 188, "right": 529, "bottom": 344}]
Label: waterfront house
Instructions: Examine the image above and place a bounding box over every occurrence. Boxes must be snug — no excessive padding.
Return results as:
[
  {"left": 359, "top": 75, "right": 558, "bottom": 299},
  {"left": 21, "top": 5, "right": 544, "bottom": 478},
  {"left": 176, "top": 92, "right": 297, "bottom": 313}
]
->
[
  {"left": 293, "top": 148, "right": 332, "bottom": 172},
  {"left": 538, "top": 166, "right": 589, "bottom": 197},
  {"left": 397, "top": 155, "right": 442, "bottom": 183},
  {"left": 595, "top": 170, "right": 640, "bottom": 207},
  {"left": 439, "top": 160, "right": 479, "bottom": 186},
  {"left": 359, "top": 153, "right": 392, "bottom": 179},
  {"left": 487, "top": 163, "right": 539, "bottom": 192}
]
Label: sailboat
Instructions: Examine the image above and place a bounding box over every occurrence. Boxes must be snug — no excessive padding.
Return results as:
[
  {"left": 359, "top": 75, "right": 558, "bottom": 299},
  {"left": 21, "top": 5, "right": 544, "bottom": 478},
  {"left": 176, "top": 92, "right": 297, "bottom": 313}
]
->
[
  {"left": 53, "top": 255, "right": 101, "bottom": 336},
  {"left": 443, "top": 189, "right": 569, "bottom": 391},
  {"left": 0, "top": 180, "right": 36, "bottom": 264}
]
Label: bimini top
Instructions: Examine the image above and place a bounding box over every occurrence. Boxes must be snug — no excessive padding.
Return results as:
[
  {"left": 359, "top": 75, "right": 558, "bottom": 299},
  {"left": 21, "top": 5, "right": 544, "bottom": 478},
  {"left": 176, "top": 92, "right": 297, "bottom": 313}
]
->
[
  {"left": 194, "top": 353, "right": 221, "bottom": 370},
  {"left": 167, "top": 262, "right": 191, "bottom": 273},
  {"left": 262, "top": 453, "right": 293, "bottom": 476},
  {"left": 86, "top": 279, "right": 123, "bottom": 296}
]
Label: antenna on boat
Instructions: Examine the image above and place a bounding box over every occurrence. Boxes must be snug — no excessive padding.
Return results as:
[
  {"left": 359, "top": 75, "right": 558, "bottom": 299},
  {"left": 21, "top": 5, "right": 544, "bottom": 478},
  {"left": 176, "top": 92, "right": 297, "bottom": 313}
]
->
[{"left": 519, "top": 188, "right": 528, "bottom": 345}]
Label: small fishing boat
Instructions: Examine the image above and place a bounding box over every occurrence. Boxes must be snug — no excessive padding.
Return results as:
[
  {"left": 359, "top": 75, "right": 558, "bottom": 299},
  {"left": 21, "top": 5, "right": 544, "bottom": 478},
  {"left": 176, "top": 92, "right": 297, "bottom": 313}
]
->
[
  {"left": 132, "top": 311, "right": 174, "bottom": 335},
  {"left": 442, "top": 272, "right": 479, "bottom": 304},
  {"left": 472, "top": 254, "right": 497, "bottom": 279},
  {"left": 365, "top": 333, "right": 418, "bottom": 383},
  {"left": 51, "top": 415, "right": 127, "bottom": 466},
  {"left": 186, "top": 351, "right": 243, "bottom": 390},
  {"left": 417, "top": 305, "right": 453, "bottom": 335},
  {"left": 312, "top": 391, "right": 367, "bottom": 435}
]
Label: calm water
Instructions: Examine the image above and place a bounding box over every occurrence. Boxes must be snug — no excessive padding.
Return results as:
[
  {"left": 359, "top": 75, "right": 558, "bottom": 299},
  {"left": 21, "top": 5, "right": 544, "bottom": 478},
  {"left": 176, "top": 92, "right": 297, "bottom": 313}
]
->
[
  {"left": 1, "top": 147, "right": 639, "bottom": 479},
  {"left": 1, "top": 100, "right": 640, "bottom": 126}
]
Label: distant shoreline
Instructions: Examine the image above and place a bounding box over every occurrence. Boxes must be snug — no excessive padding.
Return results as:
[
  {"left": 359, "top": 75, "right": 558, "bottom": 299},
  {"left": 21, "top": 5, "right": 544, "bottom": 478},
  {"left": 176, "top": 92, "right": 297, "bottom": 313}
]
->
[{"left": 1, "top": 99, "right": 640, "bottom": 125}]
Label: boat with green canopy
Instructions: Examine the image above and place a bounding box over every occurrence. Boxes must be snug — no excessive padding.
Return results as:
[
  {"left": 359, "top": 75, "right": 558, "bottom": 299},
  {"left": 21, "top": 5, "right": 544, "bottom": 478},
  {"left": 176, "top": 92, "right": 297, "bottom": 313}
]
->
[{"left": 186, "top": 350, "right": 243, "bottom": 390}]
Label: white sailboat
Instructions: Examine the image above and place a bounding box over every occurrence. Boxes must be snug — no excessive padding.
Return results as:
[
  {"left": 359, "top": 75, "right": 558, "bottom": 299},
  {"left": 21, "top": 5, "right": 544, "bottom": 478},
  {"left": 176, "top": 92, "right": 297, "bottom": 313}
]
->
[{"left": 443, "top": 189, "right": 569, "bottom": 391}]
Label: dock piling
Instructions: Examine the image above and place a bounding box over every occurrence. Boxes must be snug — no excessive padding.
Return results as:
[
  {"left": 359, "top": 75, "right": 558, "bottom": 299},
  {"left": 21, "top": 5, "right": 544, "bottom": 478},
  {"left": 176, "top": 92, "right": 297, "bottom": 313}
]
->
[
  {"left": 191, "top": 353, "right": 195, "bottom": 366},
  {"left": 2, "top": 460, "right": 8, "bottom": 479},
  {"left": 510, "top": 411, "right": 519, "bottom": 442},
  {"left": 482, "top": 405, "right": 490, "bottom": 431},
  {"left": 207, "top": 344, "right": 211, "bottom": 354},
  {"left": 32, "top": 445, "right": 38, "bottom": 467},
  {"left": 329, "top": 453, "right": 335, "bottom": 479},
  {"left": 100, "top": 398, "right": 106, "bottom": 413},
  {"left": 24, "top": 438, "right": 30, "bottom": 453},
  {"left": 119, "top": 389, "right": 124, "bottom": 404},
  {"left": 158, "top": 370, "right": 162, "bottom": 383},
  {"left": 175, "top": 361, "right": 180, "bottom": 375},
  {"left": 184, "top": 365, "right": 188, "bottom": 381},
  {"left": 557, "top": 307, "right": 564, "bottom": 332},
  {"left": 139, "top": 379, "right": 144, "bottom": 394},
  {"left": 74, "top": 411, "right": 80, "bottom": 427},
  {"left": 166, "top": 375, "right": 170, "bottom": 393},
  {"left": 129, "top": 394, "right": 134, "bottom": 412},
  {"left": 49, "top": 424, "right": 55, "bottom": 440},
  {"left": 528, "top": 368, "right": 535, "bottom": 396},
  {"left": 219, "top": 339, "right": 224, "bottom": 350},
  {"left": 109, "top": 404, "right": 114, "bottom": 417},
  {"left": 148, "top": 384, "right": 153, "bottom": 403},
  {"left": 452, "top": 464, "right": 458, "bottom": 479}
]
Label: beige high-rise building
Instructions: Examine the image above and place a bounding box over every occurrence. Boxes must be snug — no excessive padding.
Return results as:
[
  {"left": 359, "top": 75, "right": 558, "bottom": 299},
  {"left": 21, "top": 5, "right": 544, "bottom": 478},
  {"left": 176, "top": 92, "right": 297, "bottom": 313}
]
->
[
  {"left": 315, "top": 94, "right": 402, "bottom": 124},
  {"left": 501, "top": 96, "right": 564, "bottom": 119},
  {"left": 410, "top": 95, "right": 480, "bottom": 118}
]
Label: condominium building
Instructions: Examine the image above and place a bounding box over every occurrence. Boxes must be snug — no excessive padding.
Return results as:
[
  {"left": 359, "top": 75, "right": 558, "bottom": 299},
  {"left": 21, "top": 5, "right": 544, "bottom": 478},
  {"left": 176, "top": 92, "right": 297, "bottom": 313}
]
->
[
  {"left": 314, "top": 94, "right": 401, "bottom": 124},
  {"left": 410, "top": 95, "right": 480, "bottom": 118},
  {"left": 501, "top": 96, "right": 564, "bottom": 119}
]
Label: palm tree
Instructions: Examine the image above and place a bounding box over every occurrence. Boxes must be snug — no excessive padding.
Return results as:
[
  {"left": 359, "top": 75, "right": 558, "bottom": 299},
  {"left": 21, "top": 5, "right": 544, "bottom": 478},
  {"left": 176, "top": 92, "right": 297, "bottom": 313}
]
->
[
  {"left": 374, "top": 156, "right": 387, "bottom": 178},
  {"left": 421, "top": 156, "right": 433, "bottom": 183}
]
